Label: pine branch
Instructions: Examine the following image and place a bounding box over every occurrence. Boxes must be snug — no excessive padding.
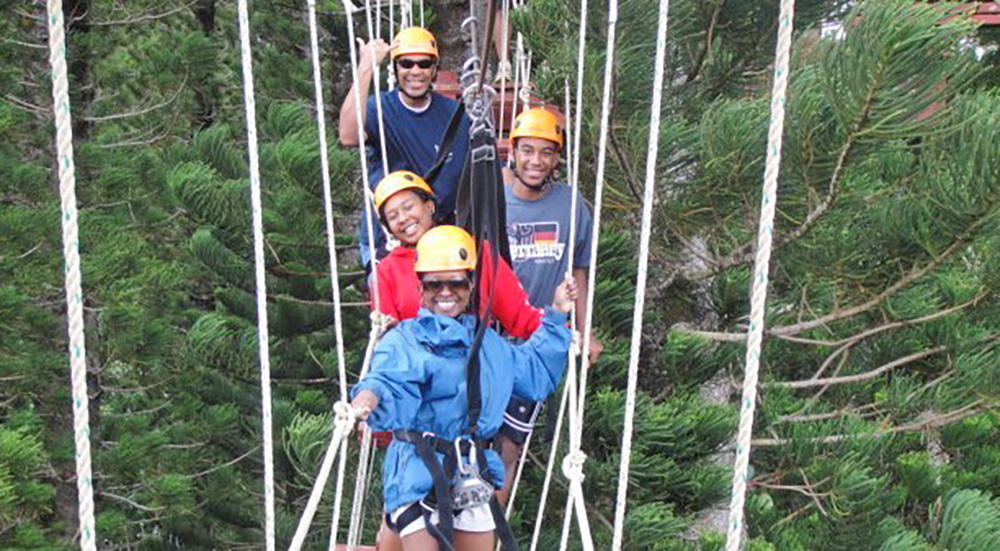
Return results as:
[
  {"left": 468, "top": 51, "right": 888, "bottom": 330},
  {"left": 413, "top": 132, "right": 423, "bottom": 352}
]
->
[
  {"left": 749, "top": 400, "right": 997, "bottom": 447},
  {"left": 768, "top": 345, "right": 947, "bottom": 389},
  {"left": 676, "top": 221, "right": 989, "bottom": 343},
  {"left": 81, "top": 73, "right": 189, "bottom": 122},
  {"left": 98, "top": 491, "right": 165, "bottom": 513},
  {"left": 88, "top": 2, "right": 198, "bottom": 27},
  {"left": 182, "top": 445, "right": 261, "bottom": 479}
]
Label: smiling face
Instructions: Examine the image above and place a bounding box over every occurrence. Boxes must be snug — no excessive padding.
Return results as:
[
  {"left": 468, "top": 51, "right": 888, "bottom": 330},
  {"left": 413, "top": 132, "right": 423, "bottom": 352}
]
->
[
  {"left": 395, "top": 54, "right": 437, "bottom": 101},
  {"left": 381, "top": 189, "right": 436, "bottom": 246},
  {"left": 419, "top": 270, "right": 473, "bottom": 317},
  {"left": 513, "top": 136, "right": 560, "bottom": 188}
]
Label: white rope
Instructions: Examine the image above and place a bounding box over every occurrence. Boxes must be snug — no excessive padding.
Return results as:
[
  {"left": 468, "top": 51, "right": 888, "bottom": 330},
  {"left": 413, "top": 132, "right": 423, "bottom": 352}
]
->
[
  {"left": 343, "top": 0, "right": 386, "bottom": 355},
  {"left": 528, "top": 376, "right": 570, "bottom": 551},
  {"left": 346, "top": 426, "right": 373, "bottom": 549},
  {"left": 497, "top": 0, "right": 510, "bottom": 134},
  {"left": 235, "top": 2, "right": 277, "bottom": 549},
  {"left": 387, "top": 0, "right": 395, "bottom": 90},
  {"left": 419, "top": 0, "right": 424, "bottom": 27},
  {"left": 725, "top": 2, "right": 796, "bottom": 550},
  {"left": 506, "top": 33, "right": 524, "bottom": 168},
  {"left": 328, "top": 425, "right": 352, "bottom": 551},
  {"left": 306, "top": 0, "right": 351, "bottom": 403},
  {"left": 553, "top": 0, "right": 603, "bottom": 549},
  {"left": 364, "top": 0, "right": 392, "bottom": 180},
  {"left": 610, "top": 0, "right": 670, "bottom": 548},
  {"left": 288, "top": 404, "right": 356, "bottom": 551},
  {"left": 45, "top": 2, "right": 97, "bottom": 549}
]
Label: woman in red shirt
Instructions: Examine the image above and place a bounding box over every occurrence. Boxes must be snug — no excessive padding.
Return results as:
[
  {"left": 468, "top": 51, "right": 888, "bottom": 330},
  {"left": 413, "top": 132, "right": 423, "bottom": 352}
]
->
[{"left": 370, "top": 170, "right": 542, "bottom": 337}]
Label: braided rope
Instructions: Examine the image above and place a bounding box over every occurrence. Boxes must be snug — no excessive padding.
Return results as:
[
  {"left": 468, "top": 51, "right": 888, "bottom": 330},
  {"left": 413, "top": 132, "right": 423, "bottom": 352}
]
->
[
  {"left": 505, "top": 33, "right": 524, "bottom": 169},
  {"left": 45, "top": 3, "right": 97, "bottom": 549},
  {"left": 610, "top": 0, "right": 670, "bottom": 548},
  {"left": 528, "top": 373, "right": 570, "bottom": 551},
  {"left": 235, "top": 2, "right": 276, "bottom": 549},
  {"left": 725, "top": 2, "right": 796, "bottom": 550},
  {"left": 305, "top": 0, "right": 350, "bottom": 403},
  {"left": 364, "top": 0, "right": 392, "bottom": 179},
  {"left": 328, "top": 429, "right": 351, "bottom": 551},
  {"left": 346, "top": 426, "right": 373, "bottom": 549},
  {"left": 343, "top": 0, "right": 386, "bottom": 359}
]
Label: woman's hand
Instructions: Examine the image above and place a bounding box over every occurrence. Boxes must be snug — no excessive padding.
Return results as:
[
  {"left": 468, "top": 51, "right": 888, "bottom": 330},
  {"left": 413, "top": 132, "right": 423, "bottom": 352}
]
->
[
  {"left": 552, "top": 276, "right": 579, "bottom": 314},
  {"left": 350, "top": 389, "right": 379, "bottom": 420}
]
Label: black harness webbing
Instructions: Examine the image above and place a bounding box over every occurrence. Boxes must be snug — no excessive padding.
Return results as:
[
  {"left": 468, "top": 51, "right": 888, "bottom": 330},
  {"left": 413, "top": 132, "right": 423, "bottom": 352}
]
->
[{"left": 392, "top": 430, "right": 517, "bottom": 550}]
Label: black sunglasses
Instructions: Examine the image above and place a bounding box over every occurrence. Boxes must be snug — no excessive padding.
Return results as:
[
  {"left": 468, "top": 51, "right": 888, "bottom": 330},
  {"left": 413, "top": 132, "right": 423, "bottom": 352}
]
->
[
  {"left": 397, "top": 58, "right": 436, "bottom": 70},
  {"left": 421, "top": 278, "right": 471, "bottom": 293}
]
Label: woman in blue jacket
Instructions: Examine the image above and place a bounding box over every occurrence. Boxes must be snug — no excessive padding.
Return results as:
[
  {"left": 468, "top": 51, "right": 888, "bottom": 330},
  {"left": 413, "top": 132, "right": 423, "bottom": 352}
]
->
[{"left": 351, "top": 225, "right": 575, "bottom": 551}]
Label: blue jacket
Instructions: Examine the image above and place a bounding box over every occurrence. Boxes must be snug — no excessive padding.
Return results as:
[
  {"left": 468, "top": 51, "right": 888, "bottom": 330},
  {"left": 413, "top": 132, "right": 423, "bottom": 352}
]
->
[{"left": 352, "top": 307, "right": 570, "bottom": 512}]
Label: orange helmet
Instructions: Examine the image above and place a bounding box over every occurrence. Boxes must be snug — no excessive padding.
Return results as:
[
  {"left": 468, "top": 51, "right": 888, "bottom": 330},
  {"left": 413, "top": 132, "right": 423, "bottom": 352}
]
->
[
  {"left": 510, "top": 108, "right": 564, "bottom": 148},
  {"left": 414, "top": 226, "right": 477, "bottom": 272},
  {"left": 391, "top": 27, "right": 439, "bottom": 61},
  {"left": 373, "top": 171, "right": 434, "bottom": 211}
]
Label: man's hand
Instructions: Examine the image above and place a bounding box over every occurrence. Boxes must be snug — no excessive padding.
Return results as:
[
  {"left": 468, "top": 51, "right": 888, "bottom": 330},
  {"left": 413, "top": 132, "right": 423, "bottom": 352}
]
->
[
  {"left": 552, "top": 276, "right": 579, "bottom": 314},
  {"left": 350, "top": 389, "right": 379, "bottom": 420},
  {"left": 587, "top": 331, "right": 604, "bottom": 365},
  {"left": 358, "top": 37, "right": 391, "bottom": 68}
]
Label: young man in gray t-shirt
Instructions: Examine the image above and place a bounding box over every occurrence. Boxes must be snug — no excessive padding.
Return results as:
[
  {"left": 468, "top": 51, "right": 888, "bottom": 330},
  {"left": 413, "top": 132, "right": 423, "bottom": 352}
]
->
[
  {"left": 504, "top": 108, "right": 602, "bottom": 363},
  {"left": 494, "top": 109, "right": 604, "bottom": 505}
]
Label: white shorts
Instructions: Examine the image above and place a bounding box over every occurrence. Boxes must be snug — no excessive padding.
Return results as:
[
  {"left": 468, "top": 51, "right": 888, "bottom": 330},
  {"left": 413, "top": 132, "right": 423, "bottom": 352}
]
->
[{"left": 390, "top": 501, "right": 495, "bottom": 538}]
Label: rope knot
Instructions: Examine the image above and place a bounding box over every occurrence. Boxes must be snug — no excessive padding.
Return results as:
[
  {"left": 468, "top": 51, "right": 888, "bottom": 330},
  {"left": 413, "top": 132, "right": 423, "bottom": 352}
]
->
[
  {"left": 570, "top": 330, "right": 582, "bottom": 357},
  {"left": 561, "top": 450, "right": 587, "bottom": 482},
  {"left": 333, "top": 401, "right": 358, "bottom": 433}
]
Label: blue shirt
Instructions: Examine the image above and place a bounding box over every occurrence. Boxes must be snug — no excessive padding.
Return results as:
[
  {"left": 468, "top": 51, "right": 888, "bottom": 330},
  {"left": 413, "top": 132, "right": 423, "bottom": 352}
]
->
[
  {"left": 352, "top": 308, "right": 570, "bottom": 512},
  {"left": 359, "top": 91, "right": 471, "bottom": 266},
  {"left": 505, "top": 183, "right": 594, "bottom": 307}
]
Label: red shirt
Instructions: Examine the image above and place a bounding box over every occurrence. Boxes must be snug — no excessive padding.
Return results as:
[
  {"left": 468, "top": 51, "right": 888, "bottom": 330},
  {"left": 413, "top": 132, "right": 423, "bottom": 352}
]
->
[{"left": 371, "top": 243, "right": 543, "bottom": 339}]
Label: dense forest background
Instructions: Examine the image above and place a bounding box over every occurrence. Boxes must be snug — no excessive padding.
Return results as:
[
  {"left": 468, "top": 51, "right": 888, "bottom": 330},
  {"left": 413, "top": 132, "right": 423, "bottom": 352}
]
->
[{"left": 3, "top": 0, "right": 1000, "bottom": 549}]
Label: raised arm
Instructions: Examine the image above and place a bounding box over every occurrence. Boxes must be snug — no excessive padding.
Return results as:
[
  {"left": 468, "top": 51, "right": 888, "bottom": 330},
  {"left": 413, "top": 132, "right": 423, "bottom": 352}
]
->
[
  {"left": 507, "top": 278, "right": 576, "bottom": 401},
  {"left": 339, "top": 38, "right": 391, "bottom": 147},
  {"left": 480, "top": 244, "right": 543, "bottom": 339}
]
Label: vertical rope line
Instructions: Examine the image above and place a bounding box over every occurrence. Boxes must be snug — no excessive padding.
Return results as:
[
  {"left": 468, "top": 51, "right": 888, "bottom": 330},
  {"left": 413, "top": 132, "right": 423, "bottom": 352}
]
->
[
  {"left": 610, "top": 0, "right": 670, "bottom": 548},
  {"left": 328, "top": 437, "right": 351, "bottom": 551},
  {"left": 420, "top": 0, "right": 424, "bottom": 27},
  {"left": 506, "top": 33, "right": 524, "bottom": 168},
  {"left": 364, "top": 0, "right": 392, "bottom": 179},
  {"left": 235, "top": 2, "right": 276, "bottom": 549},
  {"left": 497, "top": 0, "right": 509, "bottom": 137},
  {"left": 285, "top": 7, "right": 357, "bottom": 549},
  {"left": 306, "top": 0, "right": 350, "bottom": 403},
  {"left": 568, "top": 0, "right": 588, "bottom": 222},
  {"left": 725, "top": 2, "right": 795, "bottom": 550},
  {"left": 343, "top": 0, "right": 385, "bottom": 355},
  {"left": 347, "top": 426, "right": 373, "bottom": 549},
  {"left": 576, "top": 0, "right": 617, "bottom": 437},
  {"left": 528, "top": 379, "right": 570, "bottom": 551},
  {"left": 387, "top": 0, "right": 395, "bottom": 91},
  {"left": 45, "top": 3, "right": 97, "bottom": 549}
]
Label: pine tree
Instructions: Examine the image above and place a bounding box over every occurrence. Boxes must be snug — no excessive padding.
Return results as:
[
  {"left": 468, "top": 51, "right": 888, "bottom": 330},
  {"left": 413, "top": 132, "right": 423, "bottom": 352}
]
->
[{"left": 511, "top": 0, "right": 1000, "bottom": 548}]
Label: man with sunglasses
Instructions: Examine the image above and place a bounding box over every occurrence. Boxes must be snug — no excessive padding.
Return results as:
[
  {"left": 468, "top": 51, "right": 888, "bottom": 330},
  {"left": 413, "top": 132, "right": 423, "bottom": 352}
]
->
[
  {"left": 339, "top": 26, "right": 471, "bottom": 270},
  {"left": 351, "top": 225, "right": 576, "bottom": 551}
]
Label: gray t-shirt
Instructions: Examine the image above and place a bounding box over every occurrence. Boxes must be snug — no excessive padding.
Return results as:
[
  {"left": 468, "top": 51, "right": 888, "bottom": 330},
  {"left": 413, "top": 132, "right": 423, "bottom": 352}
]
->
[{"left": 505, "top": 183, "right": 594, "bottom": 307}]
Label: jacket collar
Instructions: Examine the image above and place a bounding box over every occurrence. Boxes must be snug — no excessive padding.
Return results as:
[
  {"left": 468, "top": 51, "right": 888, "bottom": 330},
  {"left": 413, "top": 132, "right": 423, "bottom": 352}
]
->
[{"left": 411, "top": 308, "right": 475, "bottom": 356}]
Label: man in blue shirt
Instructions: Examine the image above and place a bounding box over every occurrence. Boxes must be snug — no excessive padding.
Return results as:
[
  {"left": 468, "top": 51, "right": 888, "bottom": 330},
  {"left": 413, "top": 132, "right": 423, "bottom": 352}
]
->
[{"left": 339, "top": 27, "right": 471, "bottom": 269}]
